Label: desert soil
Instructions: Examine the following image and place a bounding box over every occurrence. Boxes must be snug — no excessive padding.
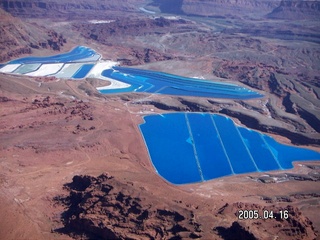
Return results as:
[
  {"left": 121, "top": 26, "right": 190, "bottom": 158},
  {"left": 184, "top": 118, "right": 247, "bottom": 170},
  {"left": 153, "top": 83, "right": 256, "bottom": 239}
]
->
[{"left": 0, "top": 73, "right": 319, "bottom": 239}]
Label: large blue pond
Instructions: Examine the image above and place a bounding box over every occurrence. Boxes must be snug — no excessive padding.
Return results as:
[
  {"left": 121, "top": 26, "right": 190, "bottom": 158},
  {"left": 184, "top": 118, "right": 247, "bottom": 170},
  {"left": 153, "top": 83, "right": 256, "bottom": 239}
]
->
[
  {"left": 7, "top": 46, "right": 100, "bottom": 64},
  {"left": 100, "top": 67, "right": 263, "bottom": 99},
  {"left": 139, "top": 113, "right": 320, "bottom": 184}
]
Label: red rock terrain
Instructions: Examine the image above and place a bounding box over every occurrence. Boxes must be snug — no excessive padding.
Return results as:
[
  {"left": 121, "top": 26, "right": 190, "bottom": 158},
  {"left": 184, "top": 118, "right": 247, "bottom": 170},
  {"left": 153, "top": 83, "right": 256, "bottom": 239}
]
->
[
  {"left": 2, "top": 0, "right": 319, "bottom": 20},
  {"left": 0, "top": 0, "right": 147, "bottom": 19},
  {"left": 148, "top": 0, "right": 281, "bottom": 18},
  {"left": 0, "top": 8, "right": 66, "bottom": 62},
  {"left": 68, "top": 13, "right": 320, "bottom": 145},
  {"left": 54, "top": 173, "right": 318, "bottom": 239},
  {"left": 148, "top": 0, "right": 320, "bottom": 19},
  {"left": 267, "top": 0, "right": 320, "bottom": 20},
  {"left": 0, "top": 72, "right": 319, "bottom": 240},
  {"left": 0, "top": 0, "right": 319, "bottom": 239}
]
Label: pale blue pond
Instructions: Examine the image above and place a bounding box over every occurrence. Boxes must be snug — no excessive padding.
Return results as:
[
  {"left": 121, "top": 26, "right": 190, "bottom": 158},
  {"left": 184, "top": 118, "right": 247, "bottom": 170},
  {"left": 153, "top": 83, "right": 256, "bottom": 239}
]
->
[
  {"left": 13, "top": 63, "right": 41, "bottom": 74},
  {"left": 139, "top": 113, "right": 320, "bottom": 185}
]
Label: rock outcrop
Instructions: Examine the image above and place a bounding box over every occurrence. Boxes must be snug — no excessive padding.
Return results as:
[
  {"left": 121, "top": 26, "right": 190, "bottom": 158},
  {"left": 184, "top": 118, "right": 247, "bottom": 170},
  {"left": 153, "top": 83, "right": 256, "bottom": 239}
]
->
[
  {"left": 149, "top": 0, "right": 320, "bottom": 19},
  {"left": 149, "top": 0, "right": 281, "bottom": 18},
  {"left": 73, "top": 17, "right": 187, "bottom": 65},
  {"left": 215, "top": 202, "right": 317, "bottom": 240},
  {"left": 267, "top": 0, "right": 320, "bottom": 20},
  {"left": 0, "top": 0, "right": 146, "bottom": 18},
  {"left": 0, "top": 8, "right": 66, "bottom": 62},
  {"left": 54, "top": 174, "right": 319, "bottom": 240},
  {"left": 54, "top": 174, "right": 203, "bottom": 239}
]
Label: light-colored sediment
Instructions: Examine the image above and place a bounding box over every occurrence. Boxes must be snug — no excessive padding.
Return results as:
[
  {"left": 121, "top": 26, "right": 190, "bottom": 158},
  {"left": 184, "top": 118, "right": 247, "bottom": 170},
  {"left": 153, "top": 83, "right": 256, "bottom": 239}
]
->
[
  {"left": 0, "top": 64, "right": 21, "bottom": 73},
  {"left": 139, "top": 7, "right": 156, "bottom": 15},
  {"left": 0, "top": 59, "right": 130, "bottom": 91},
  {"left": 88, "top": 20, "right": 115, "bottom": 24},
  {"left": 88, "top": 61, "right": 131, "bottom": 90},
  {"left": 53, "top": 63, "right": 84, "bottom": 78},
  {"left": 25, "top": 63, "right": 64, "bottom": 76}
]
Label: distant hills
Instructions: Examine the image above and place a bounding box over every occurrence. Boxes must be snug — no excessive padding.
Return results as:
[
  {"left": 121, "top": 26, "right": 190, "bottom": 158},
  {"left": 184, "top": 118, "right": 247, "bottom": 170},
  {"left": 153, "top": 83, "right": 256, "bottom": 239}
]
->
[
  {"left": 150, "top": 0, "right": 280, "bottom": 17},
  {"left": 1, "top": 0, "right": 319, "bottom": 20},
  {"left": 267, "top": 0, "right": 320, "bottom": 19},
  {"left": 0, "top": 0, "right": 146, "bottom": 18},
  {"left": 149, "top": 0, "right": 319, "bottom": 19}
]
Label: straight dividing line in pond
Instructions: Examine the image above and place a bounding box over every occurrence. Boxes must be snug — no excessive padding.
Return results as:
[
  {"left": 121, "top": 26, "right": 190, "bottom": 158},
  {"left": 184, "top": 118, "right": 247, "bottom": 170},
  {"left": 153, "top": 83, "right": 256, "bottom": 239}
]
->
[
  {"left": 210, "top": 115, "right": 235, "bottom": 175},
  {"left": 185, "top": 113, "right": 205, "bottom": 182},
  {"left": 12, "top": 64, "right": 23, "bottom": 73},
  {"left": 260, "top": 134, "right": 283, "bottom": 170},
  {"left": 71, "top": 63, "right": 85, "bottom": 78},
  {"left": 234, "top": 124, "right": 260, "bottom": 171},
  {"left": 15, "top": 63, "right": 42, "bottom": 75},
  {"left": 0, "top": 64, "right": 21, "bottom": 73},
  {"left": 142, "top": 83, "right": 161, "bottom": 93},
  {"left": 133, "top": 86, "right": 165, "bottom": 105},
  {"left": 47, "top": 63, "right": 66, "bottom": 77},
  {"left": 82, "top": 64, "right": 94, "bottom": 79}
]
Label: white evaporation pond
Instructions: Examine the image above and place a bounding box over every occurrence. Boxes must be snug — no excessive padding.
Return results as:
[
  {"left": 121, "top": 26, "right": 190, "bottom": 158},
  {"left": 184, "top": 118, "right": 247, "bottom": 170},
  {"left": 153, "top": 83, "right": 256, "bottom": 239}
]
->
[
  {"left": 25, "top": 63, "right": 64, "bottom": 76},
  {"left": 53, "top": 63, "right": 84, "bottom": 78},
  {"left": 0, "top": 64, "right": 21, "bottom": 73}
]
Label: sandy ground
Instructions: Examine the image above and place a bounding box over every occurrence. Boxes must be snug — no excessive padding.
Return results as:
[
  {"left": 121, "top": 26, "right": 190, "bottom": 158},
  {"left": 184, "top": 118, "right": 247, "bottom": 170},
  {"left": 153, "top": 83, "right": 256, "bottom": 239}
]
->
[{"left": 0, "top": 73, "right": 319, "bottom": 239}]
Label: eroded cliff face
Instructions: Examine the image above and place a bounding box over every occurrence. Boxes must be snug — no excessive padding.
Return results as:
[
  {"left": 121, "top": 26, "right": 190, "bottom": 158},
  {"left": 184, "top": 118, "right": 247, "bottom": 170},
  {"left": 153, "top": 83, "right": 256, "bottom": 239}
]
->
[
  {"left": 150, "top": 0, "right": 320, "bottom": 19},
  {"left": 0, "top": 8, "right": 66, "bottom": 62},
  {"left": 267, "top": 0, "right": 320, "bottom": 19},
  {"left": 150, "top": 0, "right": 281, "bottom": 17},
  {"left": 0, "top": 0, "right": 146, "bottom": 18},
  {"left": 54, "top": 174, "right": 318, "bottom": 240},
  {"left": 182, "top": 0, "right": 281, "bottom": 16},
  {"left": 72, "top": 17, "right": 187, "bottom": 65},
  {"left": 55, "top": 174, "right": 204, "bottom": 239}
]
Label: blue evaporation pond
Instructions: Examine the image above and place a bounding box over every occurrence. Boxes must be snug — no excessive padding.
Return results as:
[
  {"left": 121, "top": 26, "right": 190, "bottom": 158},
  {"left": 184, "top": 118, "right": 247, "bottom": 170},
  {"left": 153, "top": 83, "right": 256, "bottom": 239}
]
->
[
  {"left": 100, "top": 67, "right": 263, "bottom": 99},
  {"left": 139, "top": 113, "right": 320, "bottom": 185},
  {"left": 72, "top": 64, "right": 94, "bottom": 79},
  {"left": 7, "top": 46, "right": 100, "bottom": 64}
]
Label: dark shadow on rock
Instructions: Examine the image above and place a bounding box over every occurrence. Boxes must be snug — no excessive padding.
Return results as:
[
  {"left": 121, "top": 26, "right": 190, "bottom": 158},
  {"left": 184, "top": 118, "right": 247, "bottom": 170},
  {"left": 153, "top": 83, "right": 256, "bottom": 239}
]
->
[{"left": 214, "top": 221, "right": 257, "bottom": 240}]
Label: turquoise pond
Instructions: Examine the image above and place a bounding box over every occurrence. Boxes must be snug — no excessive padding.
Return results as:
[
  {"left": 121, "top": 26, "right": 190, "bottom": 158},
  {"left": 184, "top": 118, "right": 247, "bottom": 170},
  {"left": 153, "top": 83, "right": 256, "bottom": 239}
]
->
[
  {"left": 100, "top": 67, "right": 263, "bottom": 99},
  {"left": 139, "top": 113, "right": 320, "bottom": 185}
]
